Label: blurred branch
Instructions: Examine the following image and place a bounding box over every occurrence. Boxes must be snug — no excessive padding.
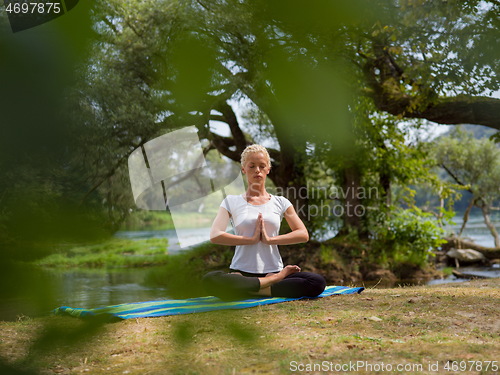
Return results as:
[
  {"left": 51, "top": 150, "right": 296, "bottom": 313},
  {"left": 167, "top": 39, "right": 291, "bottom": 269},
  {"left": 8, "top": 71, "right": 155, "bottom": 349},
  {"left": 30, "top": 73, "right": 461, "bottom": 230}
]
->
[{"left": 100, "top": 16, "right": 119, "bottom": 35}]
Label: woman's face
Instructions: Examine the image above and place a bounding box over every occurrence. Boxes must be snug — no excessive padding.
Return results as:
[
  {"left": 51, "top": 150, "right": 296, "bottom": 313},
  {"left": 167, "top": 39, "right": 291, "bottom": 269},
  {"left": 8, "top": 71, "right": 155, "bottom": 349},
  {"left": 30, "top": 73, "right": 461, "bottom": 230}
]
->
[{"left": 242, "top": 152, "right": 270, "bottom": 183}]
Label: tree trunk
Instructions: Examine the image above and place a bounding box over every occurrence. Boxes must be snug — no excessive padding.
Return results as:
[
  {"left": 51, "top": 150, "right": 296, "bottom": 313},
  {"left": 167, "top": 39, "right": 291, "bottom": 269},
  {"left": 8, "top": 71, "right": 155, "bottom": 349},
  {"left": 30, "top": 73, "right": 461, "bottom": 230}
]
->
[
  {"left": 479, "top": 204, "right": 500, "bottom": 248},
  {"left": 459, "top": 198, "right": 475, "bottom": 236},
  {"left": 269, "top": 146, "right": 311, "bottom": 227},
  {"left": 379, "top": 167, "right": 391, "bottom": 207},
  {"left": 338, "top": 165, "right": 367, "bottom": 238}
]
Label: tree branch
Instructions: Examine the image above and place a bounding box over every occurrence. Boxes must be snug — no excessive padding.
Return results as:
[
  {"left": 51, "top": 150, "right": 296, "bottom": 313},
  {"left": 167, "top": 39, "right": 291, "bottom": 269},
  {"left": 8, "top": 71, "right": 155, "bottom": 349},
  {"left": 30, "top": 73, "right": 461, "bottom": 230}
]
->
[
  {"left": 440, "top": 163, "right": 472, "bottom": 193},
  {"left": 362, "top": 44, "right": 500, "bottom": 130},
  {"left": 212, "top": 101, "right": 248, "bottom": 154},
  {"left": 208, "top": 132, "right": 240, "bottom": 162}
]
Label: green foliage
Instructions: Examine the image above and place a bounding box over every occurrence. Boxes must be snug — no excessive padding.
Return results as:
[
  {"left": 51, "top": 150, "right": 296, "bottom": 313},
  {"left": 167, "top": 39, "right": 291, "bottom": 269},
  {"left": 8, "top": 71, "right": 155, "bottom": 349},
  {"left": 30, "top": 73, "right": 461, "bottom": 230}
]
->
[
  {"left": 55, "top": 0, "right": 499, "bottom": 242},
  {"left": 0, "top": 1, "right": 109, "bottom": 249},
  {"left": 441, "top": 267, "right": 454, "bottom": 276},
  {"left": 433, "top": 129, "right": 500, "bottom": 205},
  {"left": 319, "top": 244, "right": 344, "bottom": 267},
  {"left": 239, "top": 103, "right": 277, "bottom": 145},
  {"left": 319, "top": 99, "right": 457, "bottom": 239},
  {"left": 3, "top": 0, "right": 497, "bottom": 281},
  {"left": 3, "top": 2, "right": 499, "bottom": 374},
  {"left": 372, "top": 208, "right": 445, "bottom": 268},
  {"left": 368, "top": 0, "right": 499, "bottom": 97}
]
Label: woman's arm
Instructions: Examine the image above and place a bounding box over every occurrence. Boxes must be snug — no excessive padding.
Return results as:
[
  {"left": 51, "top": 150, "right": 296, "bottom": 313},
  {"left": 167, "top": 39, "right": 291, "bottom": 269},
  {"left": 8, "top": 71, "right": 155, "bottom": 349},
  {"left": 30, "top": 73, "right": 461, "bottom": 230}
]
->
[
  {"left": 209, "top": 207, "right": 262, "bottom": 245},
  {"left": 261, "top": 205, "right": 309, "bottom": 245}
]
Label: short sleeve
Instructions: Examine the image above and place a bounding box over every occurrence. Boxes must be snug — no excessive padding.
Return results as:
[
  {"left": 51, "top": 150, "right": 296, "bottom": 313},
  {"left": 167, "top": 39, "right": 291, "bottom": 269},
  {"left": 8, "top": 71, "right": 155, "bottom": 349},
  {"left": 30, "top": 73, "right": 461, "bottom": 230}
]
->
[
  {"left": 220, "top": 195, "right": 240, "bottom": 215},
  {"left": 276, "top": 195, "right": 292, "bottom": 215},
  {"left": 220, "top": 197, "right": 231, "bottom": 214}
]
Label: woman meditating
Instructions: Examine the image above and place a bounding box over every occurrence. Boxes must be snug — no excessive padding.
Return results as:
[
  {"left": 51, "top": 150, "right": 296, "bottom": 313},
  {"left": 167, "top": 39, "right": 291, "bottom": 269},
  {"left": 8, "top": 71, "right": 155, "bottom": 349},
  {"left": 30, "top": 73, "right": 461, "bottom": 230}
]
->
[{"left": 203, "top": 145, "right": 326, "bottom": 300}]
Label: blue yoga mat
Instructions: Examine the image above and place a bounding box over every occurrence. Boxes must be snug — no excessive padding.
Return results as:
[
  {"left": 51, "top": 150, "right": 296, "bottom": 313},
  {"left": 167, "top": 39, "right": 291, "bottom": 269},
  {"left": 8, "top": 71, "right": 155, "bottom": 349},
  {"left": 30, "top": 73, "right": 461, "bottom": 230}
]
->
[{"left": 53, "top": 285, "right": 364, "bottom": 319}]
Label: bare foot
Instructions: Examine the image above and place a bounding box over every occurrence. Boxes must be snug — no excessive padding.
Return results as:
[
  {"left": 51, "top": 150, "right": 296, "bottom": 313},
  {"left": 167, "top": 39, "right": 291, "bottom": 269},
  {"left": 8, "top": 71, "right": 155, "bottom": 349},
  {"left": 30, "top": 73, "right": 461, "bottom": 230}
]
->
[
  {"left": 279, "top": 265, "right": 301, "bottom": 278},
  {"left": 255, "top": 265, "right": 302, "bottom": 292}
]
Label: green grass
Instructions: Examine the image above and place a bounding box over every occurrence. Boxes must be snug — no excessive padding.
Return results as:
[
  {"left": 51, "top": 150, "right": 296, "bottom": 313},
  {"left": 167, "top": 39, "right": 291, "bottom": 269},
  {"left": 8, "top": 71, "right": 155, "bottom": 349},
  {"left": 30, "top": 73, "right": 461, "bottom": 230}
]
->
[
  {"left": 35, "top": 238, "right": 169, "bottom": 268},
  {"left": 441, "top": 266, "right": 455, "bottom": 276}
]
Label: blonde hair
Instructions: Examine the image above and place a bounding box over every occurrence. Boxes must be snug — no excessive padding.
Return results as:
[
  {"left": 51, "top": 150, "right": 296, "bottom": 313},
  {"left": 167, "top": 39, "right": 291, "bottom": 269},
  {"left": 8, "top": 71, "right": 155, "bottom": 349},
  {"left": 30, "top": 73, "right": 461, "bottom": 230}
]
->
[{"left": 240, "top": 144, "right": 271, "bottom": 167}]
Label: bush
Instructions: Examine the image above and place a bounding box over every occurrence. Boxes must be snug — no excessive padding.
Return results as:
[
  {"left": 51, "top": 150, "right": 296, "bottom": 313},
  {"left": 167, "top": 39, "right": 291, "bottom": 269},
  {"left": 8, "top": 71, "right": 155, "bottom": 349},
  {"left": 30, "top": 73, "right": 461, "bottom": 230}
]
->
[{"left": 372, "top": 208, "right": 445, "bottom": 269}]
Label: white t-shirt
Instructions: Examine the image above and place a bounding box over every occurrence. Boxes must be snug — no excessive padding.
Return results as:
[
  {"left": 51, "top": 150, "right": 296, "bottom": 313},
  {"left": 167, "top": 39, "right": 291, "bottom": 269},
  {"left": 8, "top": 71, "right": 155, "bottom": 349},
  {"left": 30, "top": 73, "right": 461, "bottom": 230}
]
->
[{"left": 220, "top": 194, "right": 292, "bottom": 273}]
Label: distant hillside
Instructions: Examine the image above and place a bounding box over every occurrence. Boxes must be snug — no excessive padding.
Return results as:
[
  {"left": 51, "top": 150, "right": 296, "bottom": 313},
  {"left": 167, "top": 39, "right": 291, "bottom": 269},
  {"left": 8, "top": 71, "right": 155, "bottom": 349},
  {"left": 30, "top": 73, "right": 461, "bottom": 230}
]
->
[{"left": 441, "top": 124, "right": 498, "bottom": 139}]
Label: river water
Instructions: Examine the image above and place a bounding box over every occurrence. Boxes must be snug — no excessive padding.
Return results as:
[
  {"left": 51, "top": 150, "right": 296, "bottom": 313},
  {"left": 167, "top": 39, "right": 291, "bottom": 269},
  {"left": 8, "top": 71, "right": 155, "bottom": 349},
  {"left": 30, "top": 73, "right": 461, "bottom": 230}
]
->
[{"left": 446, "top": 214, "right": 500, "bottom": 248}]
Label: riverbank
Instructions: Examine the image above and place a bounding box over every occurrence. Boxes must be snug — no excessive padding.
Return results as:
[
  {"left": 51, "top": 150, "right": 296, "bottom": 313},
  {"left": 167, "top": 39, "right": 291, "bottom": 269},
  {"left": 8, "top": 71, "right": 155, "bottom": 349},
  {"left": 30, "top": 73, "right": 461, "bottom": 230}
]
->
[
  {"left": 33, "top": 237, "right": 441, "bottom": 286},
  {"left": 0, "top": 279, "right": 498, "bottom": 374},
  {"left": 31, "top": 234, "right": 500, "bottom": 308},
  {"left": 34, "top": 238, "right": 169, "bottom": 268}
]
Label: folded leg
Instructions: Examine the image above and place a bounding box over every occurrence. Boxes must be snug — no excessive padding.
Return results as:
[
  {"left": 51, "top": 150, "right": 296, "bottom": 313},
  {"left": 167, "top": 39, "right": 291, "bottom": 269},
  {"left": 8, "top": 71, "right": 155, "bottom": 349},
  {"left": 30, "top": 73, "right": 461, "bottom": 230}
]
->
[
  {"left": 270, "top": 272, "right": 326, "bottom": 298},
  {"left": 202, "top": 271, "right": 260, "bottom": 300}
]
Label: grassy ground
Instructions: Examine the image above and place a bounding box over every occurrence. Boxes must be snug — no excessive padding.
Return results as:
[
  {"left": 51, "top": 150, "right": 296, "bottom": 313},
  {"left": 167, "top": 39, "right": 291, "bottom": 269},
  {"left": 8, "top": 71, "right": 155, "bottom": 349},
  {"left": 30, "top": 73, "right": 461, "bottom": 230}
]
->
[{"left": 0, "top": 279, "right": 498, "bottom": 374}]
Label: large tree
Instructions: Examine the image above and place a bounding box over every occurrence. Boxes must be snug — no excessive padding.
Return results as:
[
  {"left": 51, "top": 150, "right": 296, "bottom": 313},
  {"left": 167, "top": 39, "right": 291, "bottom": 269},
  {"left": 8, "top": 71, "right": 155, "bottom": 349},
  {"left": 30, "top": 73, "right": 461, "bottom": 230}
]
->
[{"left": 75, "top": 0, "right": 499, "bottom": 233}]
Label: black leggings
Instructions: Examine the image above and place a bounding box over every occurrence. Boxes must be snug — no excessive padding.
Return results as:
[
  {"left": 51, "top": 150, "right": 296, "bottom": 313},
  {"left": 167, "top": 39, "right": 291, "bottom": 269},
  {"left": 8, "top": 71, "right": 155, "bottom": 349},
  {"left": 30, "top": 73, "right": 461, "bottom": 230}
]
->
[{"left": 202, "top": 270, "right": 326, "bottom": 301}]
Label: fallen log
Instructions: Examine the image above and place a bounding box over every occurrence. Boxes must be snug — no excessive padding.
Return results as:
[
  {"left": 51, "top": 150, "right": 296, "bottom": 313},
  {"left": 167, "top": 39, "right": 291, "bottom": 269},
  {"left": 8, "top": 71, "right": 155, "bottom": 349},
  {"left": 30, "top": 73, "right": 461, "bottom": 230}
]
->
[
  {"left": 442, "top": 237, "right": 500, "bottom": 260},
  {"left": 452, "top": 270, "right": 490, "bottom": 279}
]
